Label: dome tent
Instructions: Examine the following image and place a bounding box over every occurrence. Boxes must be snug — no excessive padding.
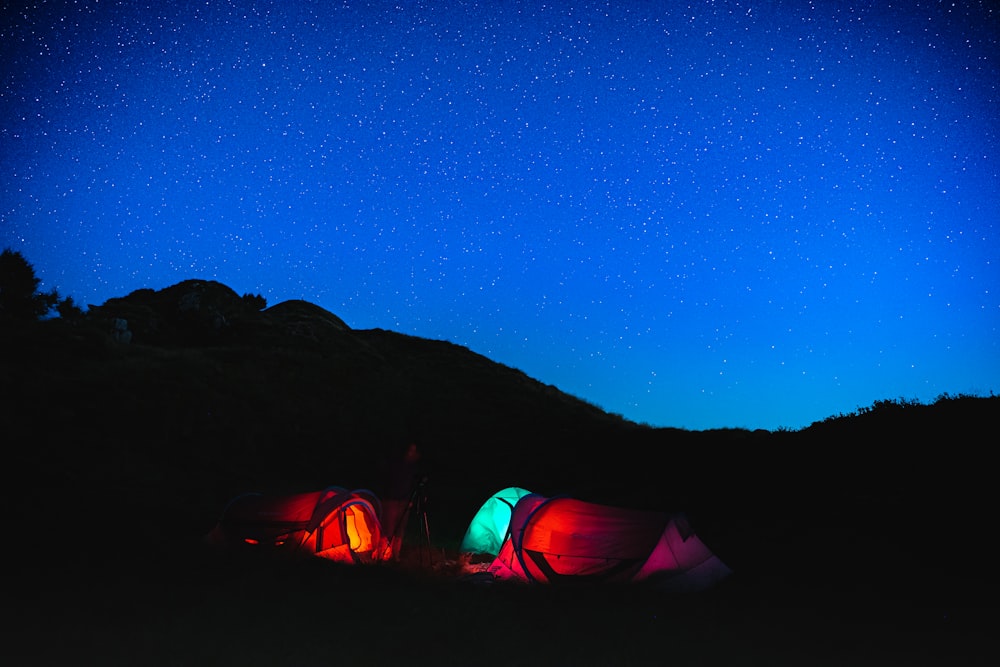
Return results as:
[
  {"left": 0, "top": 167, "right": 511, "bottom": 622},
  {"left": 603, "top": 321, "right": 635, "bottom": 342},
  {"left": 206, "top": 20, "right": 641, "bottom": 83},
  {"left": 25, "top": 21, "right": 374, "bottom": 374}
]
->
[
  {"left": 463, "top": 489, "right": 731, "bottom": 591},
  {"left": 207, "top": 486, "right": 390, "bottom": 563},
  {"left": 459, "top": 486, "right": 533, "bottom": 555}
]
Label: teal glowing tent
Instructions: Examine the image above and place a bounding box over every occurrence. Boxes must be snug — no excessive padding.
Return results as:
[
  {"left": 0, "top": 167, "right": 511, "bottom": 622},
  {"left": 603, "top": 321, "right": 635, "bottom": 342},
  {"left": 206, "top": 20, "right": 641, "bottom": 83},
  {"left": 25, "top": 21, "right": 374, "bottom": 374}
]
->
[{"left": 459, "top": 486, "right": 533, "bottom": 555}]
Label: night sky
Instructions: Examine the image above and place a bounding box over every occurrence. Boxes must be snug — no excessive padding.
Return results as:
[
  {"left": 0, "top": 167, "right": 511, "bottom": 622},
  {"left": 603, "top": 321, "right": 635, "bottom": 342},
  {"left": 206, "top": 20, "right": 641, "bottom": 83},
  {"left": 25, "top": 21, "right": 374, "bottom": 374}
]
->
[{"left": 3, "top": 1, "right": 998, "bottom": 431}]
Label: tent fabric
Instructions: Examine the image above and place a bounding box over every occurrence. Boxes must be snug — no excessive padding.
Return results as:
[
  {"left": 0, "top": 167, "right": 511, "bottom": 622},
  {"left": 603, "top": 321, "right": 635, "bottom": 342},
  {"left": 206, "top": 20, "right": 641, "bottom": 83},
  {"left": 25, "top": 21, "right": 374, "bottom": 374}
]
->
[
  {"left": 467, "top": 490, "right": 731, "bottom": 591},
  {"left": 459, "top": 486, "right": 533, "bottom": 555},
  {"left": 206, "top": 486, "right": 390, "bottom": 563}
]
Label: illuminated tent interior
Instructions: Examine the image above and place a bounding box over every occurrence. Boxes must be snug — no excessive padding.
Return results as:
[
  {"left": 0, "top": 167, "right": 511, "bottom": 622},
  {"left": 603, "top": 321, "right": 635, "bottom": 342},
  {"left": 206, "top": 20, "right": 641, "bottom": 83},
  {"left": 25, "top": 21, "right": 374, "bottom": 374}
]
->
[
  {"left": 459, "top": 486, "right": 533, "bottom": 555},
  {"left": 463, "top": 490, "right": 732, "bottom": 591},
  {"left": 206, "top": 487, "right": 390, "bottom": 563}
]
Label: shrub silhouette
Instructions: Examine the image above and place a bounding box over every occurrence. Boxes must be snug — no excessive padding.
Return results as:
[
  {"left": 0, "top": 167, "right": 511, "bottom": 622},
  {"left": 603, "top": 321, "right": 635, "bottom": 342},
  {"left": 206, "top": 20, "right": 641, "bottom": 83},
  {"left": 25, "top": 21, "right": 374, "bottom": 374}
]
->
[{"left": 242, "top": 292, "right": 267, "bottom": 310}]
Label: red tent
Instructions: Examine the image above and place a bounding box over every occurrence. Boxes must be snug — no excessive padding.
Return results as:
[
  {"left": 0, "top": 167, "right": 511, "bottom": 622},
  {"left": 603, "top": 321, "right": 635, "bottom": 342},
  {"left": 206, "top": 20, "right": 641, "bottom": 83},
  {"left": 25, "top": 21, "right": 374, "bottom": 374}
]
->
[
  {"left": 483, "top": 492, "right": 731, "bottom": 591},
  {"left": 206, "top": 486, "right": 390, "bottom": 563}
]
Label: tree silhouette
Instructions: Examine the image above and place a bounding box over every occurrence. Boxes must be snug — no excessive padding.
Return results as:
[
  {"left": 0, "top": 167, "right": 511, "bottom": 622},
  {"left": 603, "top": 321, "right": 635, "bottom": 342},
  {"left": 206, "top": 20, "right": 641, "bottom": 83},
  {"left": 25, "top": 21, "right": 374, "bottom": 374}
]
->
[
  {"left": 242, "top": 292, "right": 267, "bottom": 311},
  {"left": 0, "top": 248, "right": 61, "bottom": 322},
  {"left": 56, "top": 294, "right": 85, "bottom": 320}
]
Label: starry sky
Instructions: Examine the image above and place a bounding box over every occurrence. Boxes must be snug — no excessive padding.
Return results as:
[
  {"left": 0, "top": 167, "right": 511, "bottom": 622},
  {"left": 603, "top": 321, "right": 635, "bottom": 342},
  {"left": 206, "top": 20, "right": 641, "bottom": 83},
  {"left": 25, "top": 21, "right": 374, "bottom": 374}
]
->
[{"left": 2, "top": 1, "right": 998, "bottom": 431}]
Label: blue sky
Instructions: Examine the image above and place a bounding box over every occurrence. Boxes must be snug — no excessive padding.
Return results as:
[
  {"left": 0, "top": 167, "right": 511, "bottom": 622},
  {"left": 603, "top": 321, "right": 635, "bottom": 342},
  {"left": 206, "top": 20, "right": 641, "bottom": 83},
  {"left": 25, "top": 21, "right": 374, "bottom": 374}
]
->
[{"left": 2, "top": 1, "right": 998, "bottom": 430}]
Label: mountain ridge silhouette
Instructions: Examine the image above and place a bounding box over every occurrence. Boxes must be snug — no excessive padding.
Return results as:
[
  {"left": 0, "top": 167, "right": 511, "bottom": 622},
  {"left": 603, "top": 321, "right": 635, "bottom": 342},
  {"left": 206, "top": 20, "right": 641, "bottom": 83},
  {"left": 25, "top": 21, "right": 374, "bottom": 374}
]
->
[{"left": 2, "top": 277, "right": 995, "bottom": 602}]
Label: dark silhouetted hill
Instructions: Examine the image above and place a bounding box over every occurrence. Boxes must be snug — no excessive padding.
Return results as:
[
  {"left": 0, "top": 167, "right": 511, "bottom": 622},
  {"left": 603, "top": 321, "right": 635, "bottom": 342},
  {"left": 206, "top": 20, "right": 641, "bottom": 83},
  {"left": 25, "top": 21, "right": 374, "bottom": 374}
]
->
[{"left": 2, "top": 278, "right": 995, "bottom": 605}]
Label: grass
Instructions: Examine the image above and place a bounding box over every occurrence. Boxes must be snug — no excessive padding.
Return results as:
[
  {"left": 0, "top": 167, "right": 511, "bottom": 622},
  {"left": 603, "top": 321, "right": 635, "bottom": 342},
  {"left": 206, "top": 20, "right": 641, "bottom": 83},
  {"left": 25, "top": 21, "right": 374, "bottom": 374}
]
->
[{"left": 6, "top": 531, "right": 996, "bottom": 667}]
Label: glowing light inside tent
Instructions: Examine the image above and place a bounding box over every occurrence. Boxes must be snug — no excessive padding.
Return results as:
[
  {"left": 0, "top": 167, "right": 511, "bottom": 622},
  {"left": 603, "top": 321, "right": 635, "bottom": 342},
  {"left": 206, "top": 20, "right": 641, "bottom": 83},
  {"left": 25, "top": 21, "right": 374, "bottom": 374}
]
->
[{"left": 208, "top": 487, "right": 392, "bottom": 563}]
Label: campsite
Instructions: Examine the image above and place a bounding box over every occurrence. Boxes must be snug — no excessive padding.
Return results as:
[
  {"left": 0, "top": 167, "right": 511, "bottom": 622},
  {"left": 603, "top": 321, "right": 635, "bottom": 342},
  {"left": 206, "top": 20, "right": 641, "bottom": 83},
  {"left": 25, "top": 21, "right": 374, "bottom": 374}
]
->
[{"left": 3, "top": 279, "right": 997, "bottom": 666}]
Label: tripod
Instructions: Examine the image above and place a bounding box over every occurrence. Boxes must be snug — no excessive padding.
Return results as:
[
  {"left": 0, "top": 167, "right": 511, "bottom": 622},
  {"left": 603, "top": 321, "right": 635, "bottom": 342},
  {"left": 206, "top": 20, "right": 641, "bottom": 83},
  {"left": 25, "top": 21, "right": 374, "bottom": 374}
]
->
[{"left": 394, "top": 475, "right": 434, "bottom": 566}]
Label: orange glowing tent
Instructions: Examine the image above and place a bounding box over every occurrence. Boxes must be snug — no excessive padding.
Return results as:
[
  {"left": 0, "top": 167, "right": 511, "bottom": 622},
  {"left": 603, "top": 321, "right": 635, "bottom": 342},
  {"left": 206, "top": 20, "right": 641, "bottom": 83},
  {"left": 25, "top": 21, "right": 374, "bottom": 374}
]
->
[
  {"left": 206, "top": 486, "right": 391, "bottom": 563},
  {"left": 465, "top": 490, "right": 732, "bottom": 591}
]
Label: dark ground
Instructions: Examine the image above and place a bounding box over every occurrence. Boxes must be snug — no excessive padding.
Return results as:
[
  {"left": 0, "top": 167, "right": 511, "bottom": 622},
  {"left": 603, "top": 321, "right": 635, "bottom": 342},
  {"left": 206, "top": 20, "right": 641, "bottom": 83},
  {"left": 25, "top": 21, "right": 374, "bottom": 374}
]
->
[
  {"left": 5, "top": 533, "right": 996, "bottom": 667},
  {"left": 6, "top": 450, "right": 997, "bottom": 667}
]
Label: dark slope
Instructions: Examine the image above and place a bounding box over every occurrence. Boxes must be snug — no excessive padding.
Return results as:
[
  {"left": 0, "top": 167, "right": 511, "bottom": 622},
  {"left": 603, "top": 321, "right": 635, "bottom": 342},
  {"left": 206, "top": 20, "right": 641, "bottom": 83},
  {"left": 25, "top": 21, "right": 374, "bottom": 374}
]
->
[{"left": 2, "top": 278, "right": 996, "bottom": 609}]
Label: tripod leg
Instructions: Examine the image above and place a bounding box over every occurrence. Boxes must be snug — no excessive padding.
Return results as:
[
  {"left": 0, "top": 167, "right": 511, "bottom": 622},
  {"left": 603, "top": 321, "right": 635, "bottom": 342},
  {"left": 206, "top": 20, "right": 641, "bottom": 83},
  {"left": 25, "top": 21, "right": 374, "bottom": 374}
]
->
[
  {"left": 384, "top": 493, "right": 413, "bottom": 561},
  {"left": 420, "top": 506, "right": 433, "bottom": 566}
]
